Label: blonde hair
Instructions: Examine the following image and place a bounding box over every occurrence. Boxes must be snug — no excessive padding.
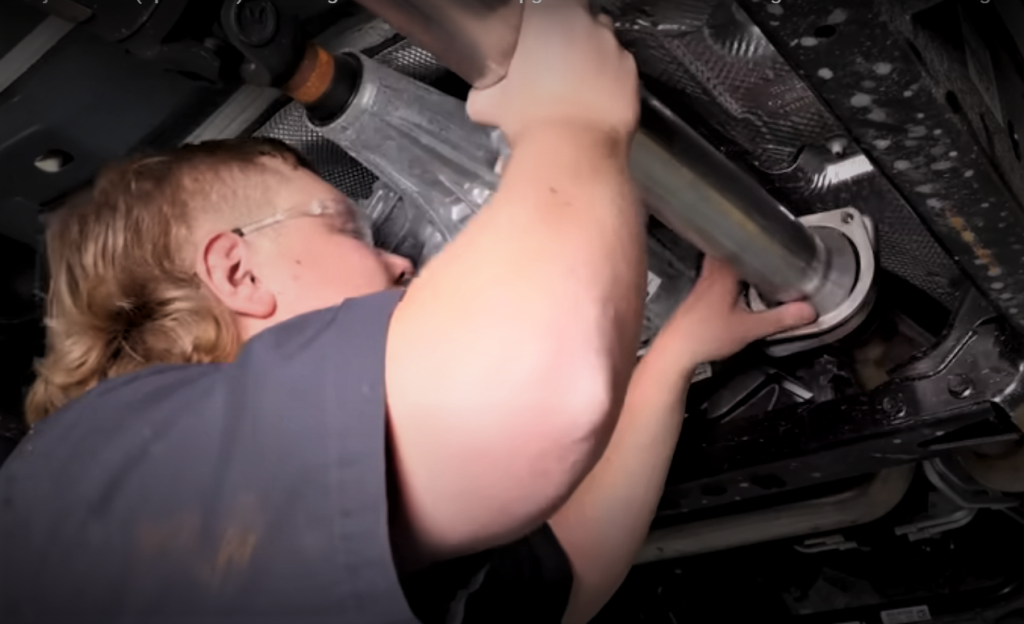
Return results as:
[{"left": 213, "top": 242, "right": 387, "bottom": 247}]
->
[{"left": 26, "top": 138, "right": 308, "bottom": 425}]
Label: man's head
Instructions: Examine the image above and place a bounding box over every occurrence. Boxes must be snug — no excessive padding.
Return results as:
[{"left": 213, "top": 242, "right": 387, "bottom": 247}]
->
[{"left": 27, "top": 138, "right": 412, "bottom": 424}]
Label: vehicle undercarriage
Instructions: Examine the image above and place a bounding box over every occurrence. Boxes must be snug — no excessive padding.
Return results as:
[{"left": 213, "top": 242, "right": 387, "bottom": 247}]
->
[{"left": 2, "top": 0, "right": 1024, "bottom": 621}]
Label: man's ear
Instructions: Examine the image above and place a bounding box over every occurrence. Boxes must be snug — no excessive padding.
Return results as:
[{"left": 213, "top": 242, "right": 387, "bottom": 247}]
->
[{"left": 195, "top": 232, "right": 277, "bottom": 319}]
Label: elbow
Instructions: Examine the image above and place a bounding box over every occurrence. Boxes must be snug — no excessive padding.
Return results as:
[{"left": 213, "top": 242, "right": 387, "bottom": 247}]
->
[
  {"left": 552, "top": 318, "right": 635, "bottom": 455},
  {"left": 519, "top": 314, "right": 634, "bottom": 472},
  {"left": 490, "top": 362, "right": 616, "bottom": 527},
  {"left": 559, "top": 364, "right": 620, "bottom": 449},
  {"left": 494, "top": 308, "right": 629, "bottom": 451},
  {"left": 532, "top": 352, "right": 623, "bottom": 473}
]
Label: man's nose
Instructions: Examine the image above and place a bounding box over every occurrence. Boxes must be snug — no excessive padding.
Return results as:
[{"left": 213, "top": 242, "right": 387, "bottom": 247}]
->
[{"left": 383, "top": 252, "right": 416, "bottom": 285}]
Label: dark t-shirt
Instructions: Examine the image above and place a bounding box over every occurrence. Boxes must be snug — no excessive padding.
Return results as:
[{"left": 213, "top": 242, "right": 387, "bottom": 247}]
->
[{"left": 0, "top": 291, "right": 572, "bottom": 623}]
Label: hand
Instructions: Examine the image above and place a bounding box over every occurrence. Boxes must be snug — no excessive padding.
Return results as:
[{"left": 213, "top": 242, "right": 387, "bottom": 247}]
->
[
  {"left": 466, "top": 1, "right": 639, "bottom": 146},
  {"left": 652, "top": 256, "right": 817, "bottom": 369}
]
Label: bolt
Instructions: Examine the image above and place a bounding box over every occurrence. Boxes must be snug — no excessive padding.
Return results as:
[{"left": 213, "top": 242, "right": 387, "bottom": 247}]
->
[
  {"left": 233, "top": 0, "right": 278, "bottom": 47},
  {"left": 882, "top": 396, "right": 906, "bottom": 417},
  {"left": 826, "top": 136, "right": 848, "bottom": 156},
  {"left": 947, "top": 374, "right": 974, "bottom": 399}
]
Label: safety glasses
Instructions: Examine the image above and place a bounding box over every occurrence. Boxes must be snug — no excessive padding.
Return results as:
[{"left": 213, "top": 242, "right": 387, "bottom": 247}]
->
[{"left": 231, "top": 196, "right": 374, "bottom": 245}]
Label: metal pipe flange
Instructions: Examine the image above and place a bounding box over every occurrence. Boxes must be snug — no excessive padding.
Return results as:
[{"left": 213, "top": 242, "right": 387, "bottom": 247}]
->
[{"left": 748, "top": 207, "right": 877, "bottom": 357}]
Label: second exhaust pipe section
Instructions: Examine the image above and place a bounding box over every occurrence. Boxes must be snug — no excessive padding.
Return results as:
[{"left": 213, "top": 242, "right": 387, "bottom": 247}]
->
[
  {"left": 635, "top": 95, "right": 854, "bottom": 312},
  {"left": 630, "top": 128, "right": 833, "bottom": 308}
]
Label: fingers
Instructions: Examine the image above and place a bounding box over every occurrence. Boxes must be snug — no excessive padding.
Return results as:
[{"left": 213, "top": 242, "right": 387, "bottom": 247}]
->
[
  {"left": 750, "top": 301, "right": 817, "bottom": 339},
  {"left": 740, "top": 301, "right": 817, "bottom": 342},
  {"left": 521, "top": 4, "right": 615, "bottom": 45},
  {"left": 522, "top": 0, "right": 590, "bottom": 28},
  {"left": 696, "top": 255, "right": 741, "bottom": 301},
  {"left": 699, "top": 255, "right": 738, "bottom": 281}
]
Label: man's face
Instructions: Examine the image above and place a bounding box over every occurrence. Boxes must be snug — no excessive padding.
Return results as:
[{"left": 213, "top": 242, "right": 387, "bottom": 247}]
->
[{"left": 213, "top": 157, "right": 413, "bottom": 331}]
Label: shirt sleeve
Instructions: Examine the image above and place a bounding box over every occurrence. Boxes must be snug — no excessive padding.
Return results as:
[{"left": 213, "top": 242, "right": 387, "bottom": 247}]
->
[{"left": 401, "top": 523, "right": 574, "bottom": 624}]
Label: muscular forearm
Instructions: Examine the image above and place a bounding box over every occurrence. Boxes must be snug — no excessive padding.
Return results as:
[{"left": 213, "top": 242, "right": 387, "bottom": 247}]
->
[
  {"left": 548, "top": 340, "right": 696, "bottom": 624},
  {"left": 387, "top": 126, "right": 647, "bottom": 559},
  {"left": 542, "top": 255, "right": 816, "bottom": 619}
]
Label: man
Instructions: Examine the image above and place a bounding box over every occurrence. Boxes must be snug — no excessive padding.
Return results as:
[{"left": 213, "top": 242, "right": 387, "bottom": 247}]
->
[{"left": 0, "top": 3, "right": 814, "bottom": 623}]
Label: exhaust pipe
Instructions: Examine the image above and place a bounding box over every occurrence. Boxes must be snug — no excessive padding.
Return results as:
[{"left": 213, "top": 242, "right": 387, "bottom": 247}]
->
[
  {"left": 350, "top": 0, "right": 855, "bottom": 312},
  {"left": 637, "top": 466, "right": 915, "bottom": 562},
  {"left": 346, "top": 0, "right": 525, "bottom": 90}
]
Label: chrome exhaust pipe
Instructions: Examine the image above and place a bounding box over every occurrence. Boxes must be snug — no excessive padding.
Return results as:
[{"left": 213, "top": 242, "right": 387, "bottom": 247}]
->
[
  {"left": 638, "top": 466, "right": 915, "bottom": 562},
  {"left": 351, "top": 0, "right": 856, "bottom": 311},
  {"left": 348, "top": 0, "right": 525, "bottom": 90}
]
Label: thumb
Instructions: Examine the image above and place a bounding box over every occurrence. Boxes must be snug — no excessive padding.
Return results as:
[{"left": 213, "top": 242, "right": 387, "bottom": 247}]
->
[{"left": 741, "top": 301, "right": 817, "bottom": 342}]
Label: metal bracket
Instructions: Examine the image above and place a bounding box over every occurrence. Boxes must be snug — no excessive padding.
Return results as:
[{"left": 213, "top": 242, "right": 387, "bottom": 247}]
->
[
  {"left": 896, "top": 507, "right": 977, "bottom": 542},
  {"left": 894, "top": 489, "right": 979, "bottom": 542},
  {"left": 794, "top": 534, "right": 862, "bottom": 553},
  {"left": 659, "top": 288, "right": 1024, "bottom": 518}
]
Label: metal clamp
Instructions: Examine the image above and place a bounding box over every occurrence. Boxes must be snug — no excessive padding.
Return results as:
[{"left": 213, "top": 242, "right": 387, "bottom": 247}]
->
[
  {"left": 749, "top": 207, "right": 877, "bottom": 357},
  {"left": 894, "top": 489, "right": 979, "bottom": 542}
]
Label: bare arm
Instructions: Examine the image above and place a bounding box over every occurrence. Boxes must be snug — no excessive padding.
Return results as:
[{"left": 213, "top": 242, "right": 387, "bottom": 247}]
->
[
  {"left": 385, "top": 3, "right": 647, "bottom": 566},
  {"left": 550, "top": 258, "right": 816, "bottom": 623},
  {"left": 551, "top": 338, "right": 690, "bottom": 624}
]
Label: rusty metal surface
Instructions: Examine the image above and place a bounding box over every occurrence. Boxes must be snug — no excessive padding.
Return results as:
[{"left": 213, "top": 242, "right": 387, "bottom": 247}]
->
[
  {"left": 601, "top": 0, "right": 963, "bottom": 308},
  {"left": 604, "top": 0, "right": 840, "bottom": 173},
  {"left": 771, "top": 143, "right": 965, "bottom": 307},
  {"left": 735, "top": 0, "right": 1024, "bottom": 336}
]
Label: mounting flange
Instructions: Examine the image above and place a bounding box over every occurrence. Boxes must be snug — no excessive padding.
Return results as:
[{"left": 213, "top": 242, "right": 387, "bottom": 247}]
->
[{"left": 749, "top": 207, "right": 877, "bottom": 357}]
